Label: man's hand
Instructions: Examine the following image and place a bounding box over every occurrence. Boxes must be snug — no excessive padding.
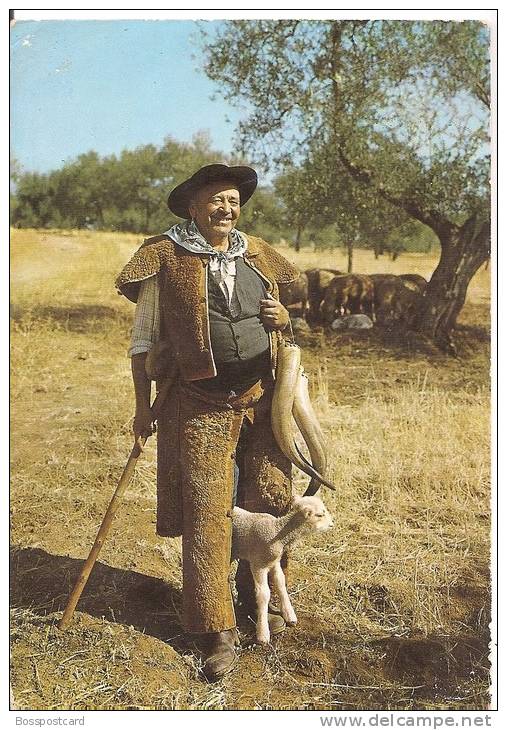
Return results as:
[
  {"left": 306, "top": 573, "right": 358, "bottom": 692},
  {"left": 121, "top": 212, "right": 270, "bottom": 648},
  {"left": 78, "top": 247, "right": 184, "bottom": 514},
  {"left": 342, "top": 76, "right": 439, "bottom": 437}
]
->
[
  {"left": 133, "top": 403, "right": 154, "bottom": 445},
  {"left": 260, "top": 298, "right": 290, "bottom": 331}
]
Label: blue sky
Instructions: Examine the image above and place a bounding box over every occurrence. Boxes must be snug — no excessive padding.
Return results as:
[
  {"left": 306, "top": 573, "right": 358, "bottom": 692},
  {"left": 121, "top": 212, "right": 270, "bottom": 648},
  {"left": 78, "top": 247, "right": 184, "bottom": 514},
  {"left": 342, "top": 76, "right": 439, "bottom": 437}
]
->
[{"left": 10, "top": 20, "right": 244, "bottom": 174}]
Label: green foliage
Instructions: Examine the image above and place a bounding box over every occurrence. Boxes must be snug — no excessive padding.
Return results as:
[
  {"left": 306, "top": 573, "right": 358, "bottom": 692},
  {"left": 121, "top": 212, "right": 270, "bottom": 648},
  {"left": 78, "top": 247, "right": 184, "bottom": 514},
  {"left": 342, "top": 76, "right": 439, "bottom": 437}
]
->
[
  {"left": 13, "top": 172, "right": 57, "bottom": 228},
  {"left": 11, "top": 19, "right": 489, "bottom": 261},
  {"left": 237, "top": 186, "right": 284, "bottom": 241},
  {"left": 11, "top": 134, "right": 225, "bottom": 234},
  {"left": 272, "top": 153, "right": 425, "bottom": 255},
  {"left": 10, "top": 137, "right": 299, "bottom": 244},
  {"left": 201, "top": 20, "right": 490, "bottom": 232}
]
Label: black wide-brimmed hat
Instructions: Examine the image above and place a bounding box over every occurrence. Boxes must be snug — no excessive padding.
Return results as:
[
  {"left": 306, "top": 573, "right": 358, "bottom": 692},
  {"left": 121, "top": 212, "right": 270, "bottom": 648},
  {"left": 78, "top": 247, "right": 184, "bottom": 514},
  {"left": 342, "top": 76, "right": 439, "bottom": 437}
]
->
[{"left": 167, "top": 163, "right": 258, "bottom": 219}]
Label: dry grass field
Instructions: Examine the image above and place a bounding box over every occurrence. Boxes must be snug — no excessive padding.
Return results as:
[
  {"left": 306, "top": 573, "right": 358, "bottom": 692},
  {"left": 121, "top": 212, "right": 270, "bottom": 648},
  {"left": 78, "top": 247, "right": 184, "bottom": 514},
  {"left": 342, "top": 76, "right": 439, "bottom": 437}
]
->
[{"left": 10, "top": 229, "right": 491, "bottom": 710}]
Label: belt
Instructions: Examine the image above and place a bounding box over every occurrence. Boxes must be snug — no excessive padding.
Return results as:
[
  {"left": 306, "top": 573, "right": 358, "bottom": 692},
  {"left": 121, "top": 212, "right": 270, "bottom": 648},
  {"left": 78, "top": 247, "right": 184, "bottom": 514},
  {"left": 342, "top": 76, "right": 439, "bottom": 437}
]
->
[{"left": 181, "top": 376, "right": 271, "bottom": 411}]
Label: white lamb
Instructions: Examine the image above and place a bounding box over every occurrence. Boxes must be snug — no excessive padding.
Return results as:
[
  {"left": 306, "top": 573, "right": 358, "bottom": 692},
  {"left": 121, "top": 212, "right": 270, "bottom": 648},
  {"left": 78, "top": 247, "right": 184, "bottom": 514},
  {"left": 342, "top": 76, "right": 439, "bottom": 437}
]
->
[{"left": 232, "top": 495, "right": 334, "bottom": 644}]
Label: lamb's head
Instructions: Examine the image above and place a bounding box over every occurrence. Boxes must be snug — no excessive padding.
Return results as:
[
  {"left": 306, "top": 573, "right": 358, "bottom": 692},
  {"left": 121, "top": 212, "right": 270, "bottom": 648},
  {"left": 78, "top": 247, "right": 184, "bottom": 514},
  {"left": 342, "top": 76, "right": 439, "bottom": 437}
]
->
[{"left": 291, "top": 496, "right": 333, "bottom": 533}]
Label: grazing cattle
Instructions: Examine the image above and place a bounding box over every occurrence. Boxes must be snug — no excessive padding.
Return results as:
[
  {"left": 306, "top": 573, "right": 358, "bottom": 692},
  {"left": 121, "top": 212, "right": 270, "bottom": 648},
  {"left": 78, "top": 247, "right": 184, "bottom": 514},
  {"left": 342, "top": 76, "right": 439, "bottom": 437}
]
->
[
  {"left": 370, "top": 274, "right": 400, "bottom": 319},
  {"left": 321, "top": 274, "right": 374, "bottom": 324},
  {"left": 398, "top": 273, "right": 427, "bottom": 293},
  {"left": 306, "top": 268, "right": 343, "bottom": 320},
  {"left": 278, "top": 272, "right": 309, "bottom": 319}
]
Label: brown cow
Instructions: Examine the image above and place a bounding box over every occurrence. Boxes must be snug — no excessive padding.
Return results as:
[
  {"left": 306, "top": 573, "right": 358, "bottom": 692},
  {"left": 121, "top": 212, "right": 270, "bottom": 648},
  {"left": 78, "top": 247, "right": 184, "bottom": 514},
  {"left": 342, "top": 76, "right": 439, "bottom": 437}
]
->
[
  {"left": 398, "top": 273, "right": 428, "bottom": 293},
  {"left": 370, "top": 274, "right": 399, "bottom": 317},
  {"left": 393, "top": 285, "right": 422, "bottom": 327},
  {"left": 306, "top": 268, "right": 343, "bottom": 320},
  {"left": 278, "top": 272, "right": 309, "bottom": 319},
  {"left": 321, "top": 274, "right": 374, "bottom": 324},
  {"left": 374, "top": 277, "right": 422, "bottom": 327},
  {"left": 369, "top": 273, "right": 399, "bottom": 285}
]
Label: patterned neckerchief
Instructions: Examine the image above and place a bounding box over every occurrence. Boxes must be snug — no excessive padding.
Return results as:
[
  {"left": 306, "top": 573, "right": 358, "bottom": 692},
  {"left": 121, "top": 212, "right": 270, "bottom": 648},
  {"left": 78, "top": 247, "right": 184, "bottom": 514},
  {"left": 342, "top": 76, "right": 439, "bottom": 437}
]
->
[{"left": 164, "top": 219, "right": 248, "bottom": 284}]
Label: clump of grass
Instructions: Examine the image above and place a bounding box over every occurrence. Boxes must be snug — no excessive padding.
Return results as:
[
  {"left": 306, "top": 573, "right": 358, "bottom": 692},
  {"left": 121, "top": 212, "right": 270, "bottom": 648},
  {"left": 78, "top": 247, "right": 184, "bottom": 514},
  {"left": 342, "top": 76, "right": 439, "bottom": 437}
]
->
[{"left": 294, "top": 373, "right": 490, "bottom": 636}]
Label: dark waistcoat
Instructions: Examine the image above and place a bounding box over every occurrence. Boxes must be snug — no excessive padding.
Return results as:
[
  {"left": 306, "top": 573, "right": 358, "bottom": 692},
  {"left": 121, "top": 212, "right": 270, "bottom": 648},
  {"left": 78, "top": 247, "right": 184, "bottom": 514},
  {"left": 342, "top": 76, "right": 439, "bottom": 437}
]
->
[{"left": 201, "top": 257, "right": 271, "bottom": 391}]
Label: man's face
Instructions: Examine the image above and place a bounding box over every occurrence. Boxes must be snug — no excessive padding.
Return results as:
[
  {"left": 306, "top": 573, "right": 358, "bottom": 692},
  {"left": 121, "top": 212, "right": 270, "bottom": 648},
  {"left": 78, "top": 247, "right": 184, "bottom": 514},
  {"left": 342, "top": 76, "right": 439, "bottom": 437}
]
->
[{"left": 188, "top": 181, "right": 241, "bottom": 242}]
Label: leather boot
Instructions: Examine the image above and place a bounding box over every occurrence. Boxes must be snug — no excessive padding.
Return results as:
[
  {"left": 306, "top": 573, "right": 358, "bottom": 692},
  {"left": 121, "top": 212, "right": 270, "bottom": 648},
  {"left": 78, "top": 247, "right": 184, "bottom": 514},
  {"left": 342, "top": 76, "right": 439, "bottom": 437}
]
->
[{"left": 202, "top": 628, "right": 239, "bottom": 682}]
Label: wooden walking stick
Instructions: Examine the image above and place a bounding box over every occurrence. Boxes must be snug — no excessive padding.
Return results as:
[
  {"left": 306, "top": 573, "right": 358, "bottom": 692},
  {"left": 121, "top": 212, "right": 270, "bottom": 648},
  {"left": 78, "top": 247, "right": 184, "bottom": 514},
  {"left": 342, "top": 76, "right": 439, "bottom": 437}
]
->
[{"left": 58, "top": 374, "right": 175, "bottom": 630}]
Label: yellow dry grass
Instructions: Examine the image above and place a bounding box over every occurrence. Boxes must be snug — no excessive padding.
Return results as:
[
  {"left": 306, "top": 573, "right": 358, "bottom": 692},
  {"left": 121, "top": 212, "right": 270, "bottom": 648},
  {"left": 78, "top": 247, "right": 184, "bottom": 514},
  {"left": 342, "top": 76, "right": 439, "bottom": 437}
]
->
[{"left": 10, "top": 229, "right": 491, "bottom": 711}]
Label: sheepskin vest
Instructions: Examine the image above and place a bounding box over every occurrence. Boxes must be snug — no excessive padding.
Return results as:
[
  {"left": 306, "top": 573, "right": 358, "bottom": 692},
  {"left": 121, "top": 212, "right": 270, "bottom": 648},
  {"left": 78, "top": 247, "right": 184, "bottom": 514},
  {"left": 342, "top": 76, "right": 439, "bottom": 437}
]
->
[{"left": 115, "top": 233, "right": 300, "bottom": 381}]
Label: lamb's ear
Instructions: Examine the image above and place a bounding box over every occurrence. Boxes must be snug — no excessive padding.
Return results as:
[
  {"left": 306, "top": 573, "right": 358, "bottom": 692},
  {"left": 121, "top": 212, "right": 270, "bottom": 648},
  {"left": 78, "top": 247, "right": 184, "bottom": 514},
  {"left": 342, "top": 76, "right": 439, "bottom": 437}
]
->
[{"left": 302, "top": 506, "right": 315, "bottom": 519}]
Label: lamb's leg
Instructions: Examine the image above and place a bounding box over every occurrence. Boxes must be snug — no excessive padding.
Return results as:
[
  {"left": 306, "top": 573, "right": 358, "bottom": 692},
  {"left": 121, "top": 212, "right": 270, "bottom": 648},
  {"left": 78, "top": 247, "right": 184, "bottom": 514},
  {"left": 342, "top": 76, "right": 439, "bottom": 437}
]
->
[
  {"left": 270, "top": 562, "right": 297, "bottom": 625},
  {"left": 251, "top": 565, "right": 271, "bottom": 644}
]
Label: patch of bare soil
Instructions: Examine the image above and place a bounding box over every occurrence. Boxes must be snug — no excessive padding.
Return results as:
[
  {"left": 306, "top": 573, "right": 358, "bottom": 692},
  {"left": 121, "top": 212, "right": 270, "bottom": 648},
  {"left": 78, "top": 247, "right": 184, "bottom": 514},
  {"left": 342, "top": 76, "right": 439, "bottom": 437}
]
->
[{"left": 10, "top": 561, "right": 490, "bottom": 710}]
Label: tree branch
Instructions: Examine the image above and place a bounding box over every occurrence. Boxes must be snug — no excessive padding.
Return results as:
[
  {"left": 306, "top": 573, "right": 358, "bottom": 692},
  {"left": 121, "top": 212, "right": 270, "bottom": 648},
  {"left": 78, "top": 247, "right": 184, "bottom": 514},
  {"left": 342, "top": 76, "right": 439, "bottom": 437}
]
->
[{"left": 336, "top": 145, "right": 454, "bottom": 240}]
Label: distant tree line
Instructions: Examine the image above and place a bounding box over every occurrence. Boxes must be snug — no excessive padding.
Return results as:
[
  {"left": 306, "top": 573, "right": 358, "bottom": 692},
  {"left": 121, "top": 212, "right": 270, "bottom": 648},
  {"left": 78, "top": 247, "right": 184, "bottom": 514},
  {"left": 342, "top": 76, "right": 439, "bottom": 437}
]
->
[
  {"left": 10, "top": 133, "right": 436, "bottom": 255},
  {"left": 11, "top": 133, "right": 220, "bottom": 234}
]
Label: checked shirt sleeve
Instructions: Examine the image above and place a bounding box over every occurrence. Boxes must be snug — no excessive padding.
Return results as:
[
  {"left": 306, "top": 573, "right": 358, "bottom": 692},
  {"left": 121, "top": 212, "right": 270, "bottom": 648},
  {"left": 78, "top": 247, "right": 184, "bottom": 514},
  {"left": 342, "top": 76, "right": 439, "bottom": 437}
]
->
[{"left": 127, "top": 275, "right": 160, "bottom": 357}]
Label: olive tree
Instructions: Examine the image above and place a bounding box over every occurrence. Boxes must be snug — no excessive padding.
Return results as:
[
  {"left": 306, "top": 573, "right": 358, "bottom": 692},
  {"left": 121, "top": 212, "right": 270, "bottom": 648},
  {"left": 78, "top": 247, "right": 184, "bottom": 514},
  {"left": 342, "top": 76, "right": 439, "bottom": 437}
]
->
[{"left": 201, "top": 19, "right": 490, "bottom": 349}]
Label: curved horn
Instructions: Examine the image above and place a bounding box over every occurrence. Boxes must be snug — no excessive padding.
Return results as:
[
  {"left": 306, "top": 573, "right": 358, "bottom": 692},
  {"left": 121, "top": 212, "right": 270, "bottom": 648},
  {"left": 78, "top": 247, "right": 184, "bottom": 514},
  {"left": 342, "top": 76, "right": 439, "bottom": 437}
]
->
[
  {"left": 293, "top": 367, "right": 327, "bottom": 456},
  {"left": 292, "top": 367, "right": 328, "bottom": 496},
  {"left": 271, "top": 342, "right": 336, "bottom": 491}
]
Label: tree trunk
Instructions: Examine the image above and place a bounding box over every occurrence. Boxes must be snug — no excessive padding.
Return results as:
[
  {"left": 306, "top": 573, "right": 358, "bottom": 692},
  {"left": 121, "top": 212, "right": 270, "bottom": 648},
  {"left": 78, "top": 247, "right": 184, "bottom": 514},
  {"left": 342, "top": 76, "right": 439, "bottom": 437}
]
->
[
  {"left": 95, "top": 202, "right": 104, "bottom": 227},
  {"left": 294, "top": 223, "right": 303, "bottom": 252},
  {"left": 414, "top": 216, "right": 490, "bottom": 351},
  {"left": 347, "top": 241, "right": 353, "bottom": 273}
]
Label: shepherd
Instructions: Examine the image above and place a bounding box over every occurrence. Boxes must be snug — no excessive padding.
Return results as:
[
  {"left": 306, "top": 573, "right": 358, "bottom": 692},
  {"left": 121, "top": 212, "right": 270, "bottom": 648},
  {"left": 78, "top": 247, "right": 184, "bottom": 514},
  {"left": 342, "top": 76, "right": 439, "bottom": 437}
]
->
[{"left": 115, "top": 164, "right": 301, "bottom": 681}]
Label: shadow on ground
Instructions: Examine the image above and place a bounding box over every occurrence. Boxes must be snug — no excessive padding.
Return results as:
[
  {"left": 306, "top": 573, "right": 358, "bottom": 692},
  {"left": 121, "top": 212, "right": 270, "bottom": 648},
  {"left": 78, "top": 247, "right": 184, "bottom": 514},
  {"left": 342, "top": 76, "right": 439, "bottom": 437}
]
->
[
  {"left": 10, "top": 546, "right": 186, "bottom": 650},
  {"left": 10, "top": 545, "right": 491, "bottom": 709}
]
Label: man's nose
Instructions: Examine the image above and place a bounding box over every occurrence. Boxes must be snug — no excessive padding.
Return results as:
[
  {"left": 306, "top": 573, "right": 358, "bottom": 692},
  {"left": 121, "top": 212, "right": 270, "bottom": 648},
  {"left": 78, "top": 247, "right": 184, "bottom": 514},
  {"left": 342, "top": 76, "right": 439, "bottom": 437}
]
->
[{"left": 219, "top": 201, "right": 232, "bottom": 214}]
